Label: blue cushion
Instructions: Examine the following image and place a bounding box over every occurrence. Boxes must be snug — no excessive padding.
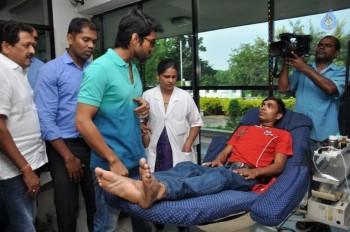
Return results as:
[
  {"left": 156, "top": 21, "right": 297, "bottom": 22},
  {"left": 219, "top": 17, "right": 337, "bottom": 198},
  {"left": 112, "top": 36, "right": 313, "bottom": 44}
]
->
[{"left": 106, "top": 190, "right": 258, "bottom": 226}]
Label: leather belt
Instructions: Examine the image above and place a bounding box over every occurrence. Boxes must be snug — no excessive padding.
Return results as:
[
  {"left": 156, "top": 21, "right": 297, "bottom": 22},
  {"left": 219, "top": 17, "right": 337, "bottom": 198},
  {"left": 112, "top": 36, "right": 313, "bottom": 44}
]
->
[
  {"left": 225, "top": 162, "right": 254, "bottom": 170},
  {"left": 63, "top": 138, "right": 86, "bottom": 144}
]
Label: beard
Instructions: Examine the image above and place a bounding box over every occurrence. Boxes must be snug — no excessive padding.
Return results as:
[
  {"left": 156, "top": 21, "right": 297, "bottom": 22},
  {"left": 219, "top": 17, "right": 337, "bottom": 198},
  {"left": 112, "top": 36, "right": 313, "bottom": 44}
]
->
[{"left": 134, "top": 51, "right": 149, "bottom": 62}]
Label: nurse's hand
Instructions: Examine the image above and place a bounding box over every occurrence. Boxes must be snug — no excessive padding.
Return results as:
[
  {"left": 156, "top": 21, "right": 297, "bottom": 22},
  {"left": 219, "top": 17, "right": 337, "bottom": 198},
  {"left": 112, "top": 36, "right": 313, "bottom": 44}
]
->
[
  {"left": 133, "top": 98, "right": 149, "bottom": 120},
  {"left": 182, "top": 143, "right": 192, "bottom": 152},
  {"left": 141, "top": 123, "right": 152, "bottom": 136}
]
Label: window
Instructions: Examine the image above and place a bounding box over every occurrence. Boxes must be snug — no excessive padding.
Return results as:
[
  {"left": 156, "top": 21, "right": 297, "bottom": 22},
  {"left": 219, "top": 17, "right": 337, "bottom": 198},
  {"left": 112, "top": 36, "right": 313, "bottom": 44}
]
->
[
  {"left": 0, "top": 0, "right": 54, "bottom": 64},
  {"left": 89, "top": 0, "right": 350, "bottom": 160}
]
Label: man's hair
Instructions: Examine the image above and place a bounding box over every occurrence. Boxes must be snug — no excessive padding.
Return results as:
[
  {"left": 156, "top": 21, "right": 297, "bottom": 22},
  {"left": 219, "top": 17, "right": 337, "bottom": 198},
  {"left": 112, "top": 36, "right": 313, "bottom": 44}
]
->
[
  {"left": 157, "top": 58, "right": 178, "bottom": 75},
  {"left": 322, "top": 35, "right": 341, "bottom": 51},
  {"left": 67, "top": 17, "right": 97, "bottom": 36},
  {"left": 114, "top": 9, "right": 163, "bottom": 49},
  {"left": 263, "top": 96, "right": 286, "bottom": 118},
  {"left": 0, "top": 20, "right": 33, "bottom": 52}
]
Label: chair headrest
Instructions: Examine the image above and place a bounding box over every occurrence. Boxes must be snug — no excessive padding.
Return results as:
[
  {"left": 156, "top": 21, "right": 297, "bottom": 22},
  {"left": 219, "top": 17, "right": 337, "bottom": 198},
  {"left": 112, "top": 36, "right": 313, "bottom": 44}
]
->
[{"left": 241, "top": 108, "right": 312, "bottom": 131}]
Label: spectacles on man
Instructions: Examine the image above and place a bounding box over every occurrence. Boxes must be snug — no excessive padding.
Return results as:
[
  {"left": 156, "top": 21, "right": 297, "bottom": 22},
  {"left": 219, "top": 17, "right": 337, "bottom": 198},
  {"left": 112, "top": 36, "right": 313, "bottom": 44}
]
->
[{"left": 143, "top": 37, "right": 156, "bottom": 47}]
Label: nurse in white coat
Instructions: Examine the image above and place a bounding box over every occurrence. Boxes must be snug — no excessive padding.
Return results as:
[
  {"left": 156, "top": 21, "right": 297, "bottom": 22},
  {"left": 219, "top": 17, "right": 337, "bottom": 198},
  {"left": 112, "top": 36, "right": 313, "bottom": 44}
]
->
[{"left": 141, "top": 58, "right": 203, "bottom": 173}]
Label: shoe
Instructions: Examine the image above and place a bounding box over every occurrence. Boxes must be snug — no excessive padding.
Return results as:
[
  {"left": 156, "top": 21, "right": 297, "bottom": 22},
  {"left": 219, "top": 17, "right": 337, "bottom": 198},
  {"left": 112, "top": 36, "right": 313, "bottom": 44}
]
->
[
  {"left": 309, "top": 222, "right": 331, "bottom": 232},
  {"left": 295, "top": 221, "right": 315, "bottom": 230}
]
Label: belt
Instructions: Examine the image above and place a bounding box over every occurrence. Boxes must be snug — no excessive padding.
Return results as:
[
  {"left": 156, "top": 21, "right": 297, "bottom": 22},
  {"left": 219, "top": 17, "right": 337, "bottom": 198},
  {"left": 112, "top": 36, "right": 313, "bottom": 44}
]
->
[
  {"left": 225, "top": 162, "right": 254, "bottom": 170},
  {"left": 63, "top": 138, "right": 86, "bottom": 143}
]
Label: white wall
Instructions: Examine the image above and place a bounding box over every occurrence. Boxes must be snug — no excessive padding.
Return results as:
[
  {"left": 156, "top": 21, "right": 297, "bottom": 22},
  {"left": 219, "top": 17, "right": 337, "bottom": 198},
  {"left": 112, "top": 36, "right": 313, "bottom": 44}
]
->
[
  {"left": 51, "top": 0, "right": 138, "bottom": 58},
  {"left": 51, "top": 0, "right": 91, "bottom": 57}
]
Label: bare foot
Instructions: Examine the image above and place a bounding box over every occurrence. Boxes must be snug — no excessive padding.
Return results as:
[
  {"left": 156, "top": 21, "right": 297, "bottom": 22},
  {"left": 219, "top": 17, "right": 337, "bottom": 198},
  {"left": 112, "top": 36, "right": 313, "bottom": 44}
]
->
[
  {"left": 94, "top": 167, "right": 142, "bottom": 204},
  {"left": 138, "top": 158, "right": 166, "bottom": 208}
]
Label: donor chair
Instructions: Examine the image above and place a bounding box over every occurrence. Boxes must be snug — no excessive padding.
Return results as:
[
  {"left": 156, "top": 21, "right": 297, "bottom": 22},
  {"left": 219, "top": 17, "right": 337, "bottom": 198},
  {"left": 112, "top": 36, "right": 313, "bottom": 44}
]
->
[{"left": 105, "top": 107, "right": 312, "bottom": 230}]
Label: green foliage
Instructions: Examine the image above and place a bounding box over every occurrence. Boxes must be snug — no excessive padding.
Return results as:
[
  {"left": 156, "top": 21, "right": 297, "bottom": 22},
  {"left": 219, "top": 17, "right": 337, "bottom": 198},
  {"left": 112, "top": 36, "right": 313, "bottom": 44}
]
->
[
  {"left": 281, "top": 98, "right": 295, "bottom": 111},
  {"left": 228, "top": 99, "right": 261, "bottom": 121},
  {"left": 201, "top": 97, "right": 296, "bottom": 130},
  {"left": 144, "top": 35, "right": 215, "bottom": 87},
  {"left": 200, "top": 97, "right": 231, "bottom": 116},
  {"left": 200, "top": 97, "right": 224, "bottom": 115},
  {"left": 141, "top": 16, "right": 348, "bottom": 88},
  {"left": 227, "top": 37, "right": 269, "bottom": 87},
  {"left": 275, "top": 19, "right": 348, "bottom": 67}
]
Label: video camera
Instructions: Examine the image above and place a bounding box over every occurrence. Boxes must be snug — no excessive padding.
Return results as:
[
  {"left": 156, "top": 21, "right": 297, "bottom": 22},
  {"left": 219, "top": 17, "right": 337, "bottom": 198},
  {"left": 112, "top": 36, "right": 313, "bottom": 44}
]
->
[{"left": 269, "top": 33, "right": 313, "bottom": 58}]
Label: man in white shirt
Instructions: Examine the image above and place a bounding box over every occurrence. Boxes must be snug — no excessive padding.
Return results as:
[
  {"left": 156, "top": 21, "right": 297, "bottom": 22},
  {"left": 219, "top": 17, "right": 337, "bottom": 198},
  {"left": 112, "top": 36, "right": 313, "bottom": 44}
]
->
[{"left": 0, "top": 20, "right": 47, "bottom": 232}]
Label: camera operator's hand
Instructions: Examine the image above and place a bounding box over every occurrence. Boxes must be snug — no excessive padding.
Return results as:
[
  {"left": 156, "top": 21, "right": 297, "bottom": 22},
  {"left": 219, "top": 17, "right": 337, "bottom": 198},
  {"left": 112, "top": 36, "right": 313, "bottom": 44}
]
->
[{"left": 285, "top": 51, "right": 309, "bottom": 72}]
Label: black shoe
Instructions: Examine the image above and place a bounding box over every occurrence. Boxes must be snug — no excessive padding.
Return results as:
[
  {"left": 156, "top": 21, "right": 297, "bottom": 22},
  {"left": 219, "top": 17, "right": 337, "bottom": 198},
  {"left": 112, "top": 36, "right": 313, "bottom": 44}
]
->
[
  {"left": 309, "top": 222, "right": 331, "bottom": 232},
  {"left": 295, "top": 221, "right": 315, "bottom": 230}
]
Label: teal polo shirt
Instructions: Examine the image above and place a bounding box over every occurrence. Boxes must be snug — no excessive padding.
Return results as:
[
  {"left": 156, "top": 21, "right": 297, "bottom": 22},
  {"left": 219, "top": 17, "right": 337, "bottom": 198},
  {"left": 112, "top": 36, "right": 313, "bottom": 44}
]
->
[{"left": 78, "top": 48, "right": 145, "bottom": 170}]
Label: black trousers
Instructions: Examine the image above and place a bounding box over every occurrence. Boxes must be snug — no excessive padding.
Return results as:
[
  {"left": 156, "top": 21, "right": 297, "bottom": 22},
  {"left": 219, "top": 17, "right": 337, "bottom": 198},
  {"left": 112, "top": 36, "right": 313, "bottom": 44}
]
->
[{"left": 46, "top": 139, "right": 95, "bottom": 232}]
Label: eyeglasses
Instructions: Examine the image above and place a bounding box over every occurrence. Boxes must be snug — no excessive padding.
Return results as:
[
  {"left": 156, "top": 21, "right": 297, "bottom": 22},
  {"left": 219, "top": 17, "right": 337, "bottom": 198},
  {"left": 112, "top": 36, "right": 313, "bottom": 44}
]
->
[{"left": 143, "top": 37, "right": 156, "bottom": 47}]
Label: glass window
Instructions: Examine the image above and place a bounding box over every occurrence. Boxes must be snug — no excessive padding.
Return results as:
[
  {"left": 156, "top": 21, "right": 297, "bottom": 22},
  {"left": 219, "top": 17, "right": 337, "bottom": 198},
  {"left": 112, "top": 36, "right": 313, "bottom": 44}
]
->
[
  {"left": 199, "top": 90, "right": 272, "bottom": 161},
  {"left": 0, "top": 0, "right": 50, "bottom": 25},
  {"left": 36, "top": 29, "right": 51, "bottom": 62},
  {"left": 143, "top": 35, "right": 193, "bottom": 87},
  {"left": 199, "top": 25, "right": 269, "bottom": 87},
  {"left": 273, "top": 8, "right": 349, "bottom": 69},
  {"left": 198, "top": 0, "right": 269, "bottom": 87},
  {"left": 143, "top": 0, "right": 193, "bottom": 87},
  {"left": 274, "top": 7, "right": 350, "bottom": 119},
  {"left": 91, "top": 0, "right": 350, "bottom": 161},
  {"left": 101, "top": 7, "right": 137, "bottom": 49},
  {"left": 0, "top": 0, "right": 53, "bottom": 64}
]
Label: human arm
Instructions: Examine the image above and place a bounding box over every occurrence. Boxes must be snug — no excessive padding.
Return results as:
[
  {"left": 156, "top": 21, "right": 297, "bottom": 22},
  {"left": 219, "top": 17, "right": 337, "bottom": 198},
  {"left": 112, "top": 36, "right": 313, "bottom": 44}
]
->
[
  {"left": 182, "top": 126, "right": 201, "bottom": 152},
  {"left": 278, "top": 60, "right": 291, "bottom": 93},
  {"left": 235, "top": 153, "right": 288, "bottom": 180},
  {"left": 183, "top": 94, "right": 203, "bottom": 152},
  {"left": 202, "top": 144, "right": 233, "bottom": 167},
  {"left": 0, "top": 115, "right": 40, "bottom": 196},
  {"left": 284, "top": 51, "right": 338, "bottom": 95},
  {"left": 75, "top": 103, "right": 128, "bottom": 176}
]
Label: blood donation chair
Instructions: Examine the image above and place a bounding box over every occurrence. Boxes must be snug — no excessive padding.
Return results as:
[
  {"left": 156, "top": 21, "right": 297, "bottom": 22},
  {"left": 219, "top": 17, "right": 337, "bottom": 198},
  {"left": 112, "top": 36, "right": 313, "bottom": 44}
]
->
[{"left": 105, "top": 107, "right": 312, "bottom": 229}]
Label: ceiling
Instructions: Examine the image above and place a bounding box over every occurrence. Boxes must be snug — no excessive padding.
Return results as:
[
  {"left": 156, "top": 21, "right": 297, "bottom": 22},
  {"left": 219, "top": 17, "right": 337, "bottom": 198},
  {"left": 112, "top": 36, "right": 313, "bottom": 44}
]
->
[
  {"left": 78, "top": 0, "right": 350, "bottom": 39},
  {"left": 146, "top": 0, "right": 350, "bottom": 38},
  {"left": 0, "top": 0, "right": 349, "bottom": 37}
]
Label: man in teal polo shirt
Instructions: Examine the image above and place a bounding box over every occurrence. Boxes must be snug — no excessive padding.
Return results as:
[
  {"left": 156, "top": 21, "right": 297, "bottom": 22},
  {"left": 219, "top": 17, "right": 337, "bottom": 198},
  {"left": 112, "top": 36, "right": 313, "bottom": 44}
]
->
[{"left": 75, "top": 9, "right": 163, "bottom": 232}]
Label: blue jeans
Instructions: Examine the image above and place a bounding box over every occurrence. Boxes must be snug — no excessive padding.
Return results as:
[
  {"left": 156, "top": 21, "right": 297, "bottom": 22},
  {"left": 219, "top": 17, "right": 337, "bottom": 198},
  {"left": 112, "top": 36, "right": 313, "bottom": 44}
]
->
[
  {"left": 0, "top": 175, "right": 36, "bottom": 232},
  {"left": 92, "top": 166, "right": 151, "bottom": 232},
  {"left": 154, "top": 162, "right": 258, "bottom": 200}
]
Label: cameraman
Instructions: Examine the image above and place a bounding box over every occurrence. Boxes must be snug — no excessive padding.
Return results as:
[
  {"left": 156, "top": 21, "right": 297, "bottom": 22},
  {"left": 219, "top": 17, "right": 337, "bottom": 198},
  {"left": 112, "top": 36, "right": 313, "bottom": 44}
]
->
[{"left": 278, "top": 35, "right": 346, "bottom": 232}]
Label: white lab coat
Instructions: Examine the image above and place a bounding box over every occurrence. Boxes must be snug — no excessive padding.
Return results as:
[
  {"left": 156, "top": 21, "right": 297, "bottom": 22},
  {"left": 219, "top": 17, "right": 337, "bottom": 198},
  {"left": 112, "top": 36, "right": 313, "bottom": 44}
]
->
[{"left": 142, "top": 86, "right": 203, "bottom": 172}]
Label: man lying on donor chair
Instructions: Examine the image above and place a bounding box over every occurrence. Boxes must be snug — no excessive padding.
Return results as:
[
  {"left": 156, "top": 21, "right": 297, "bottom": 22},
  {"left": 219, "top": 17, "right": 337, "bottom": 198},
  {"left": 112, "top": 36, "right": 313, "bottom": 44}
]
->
[{"left": 95, "top": 96, "right": 293, "bottom": 208}]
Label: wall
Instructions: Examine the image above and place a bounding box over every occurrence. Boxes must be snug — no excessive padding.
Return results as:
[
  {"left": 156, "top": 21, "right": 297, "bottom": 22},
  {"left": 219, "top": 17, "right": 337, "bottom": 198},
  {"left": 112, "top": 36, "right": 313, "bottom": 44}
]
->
[{"left": 51, "top": 0, "right": 90, "bottom": 57}]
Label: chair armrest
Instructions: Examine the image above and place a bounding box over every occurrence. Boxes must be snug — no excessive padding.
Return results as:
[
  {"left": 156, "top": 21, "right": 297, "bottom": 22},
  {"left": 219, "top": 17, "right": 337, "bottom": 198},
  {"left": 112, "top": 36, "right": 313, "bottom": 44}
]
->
[{"left": 250, "top": 166, "right": 309, "bottom": 226}]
